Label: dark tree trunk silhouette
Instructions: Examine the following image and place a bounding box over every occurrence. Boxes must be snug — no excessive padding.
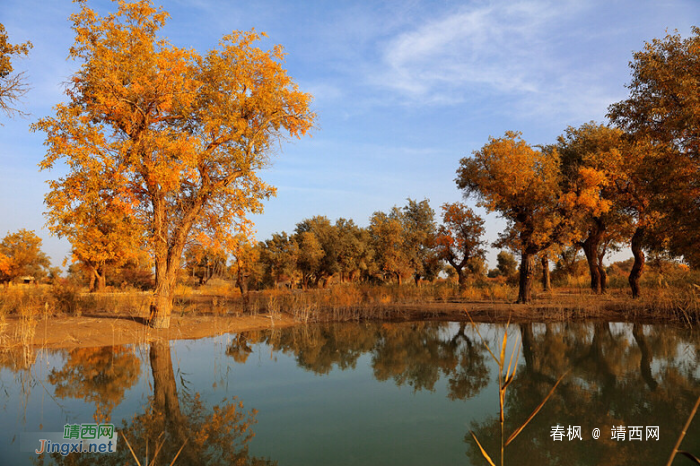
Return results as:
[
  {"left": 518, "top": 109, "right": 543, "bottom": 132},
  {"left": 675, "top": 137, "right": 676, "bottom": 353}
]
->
[
  {"left": 580, "top": 221, "right": 605, "bottom": 294},
  {"left": 149, "top": 340, "right": 196, "bottom": 464},
  {"left": 629, "top": 227, "right": 645, "bottom": 298},
  {"left": 632, "top": 324, "right": 658, "bottom": 391},
  {"left": 517, "top": 252, "right": 535, "bottom": 303}
]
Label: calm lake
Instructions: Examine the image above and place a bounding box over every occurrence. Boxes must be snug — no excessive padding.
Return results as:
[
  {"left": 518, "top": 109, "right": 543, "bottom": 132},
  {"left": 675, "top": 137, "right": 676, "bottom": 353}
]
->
[{"left": 1, "top": 321, "right": 698, "bottom": 465}]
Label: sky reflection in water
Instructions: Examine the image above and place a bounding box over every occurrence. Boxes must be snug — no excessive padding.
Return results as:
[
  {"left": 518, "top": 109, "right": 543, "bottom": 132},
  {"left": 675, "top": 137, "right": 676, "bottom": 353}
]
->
[{"left": 0, "top": 321, "right": 698, "bottom": 465}]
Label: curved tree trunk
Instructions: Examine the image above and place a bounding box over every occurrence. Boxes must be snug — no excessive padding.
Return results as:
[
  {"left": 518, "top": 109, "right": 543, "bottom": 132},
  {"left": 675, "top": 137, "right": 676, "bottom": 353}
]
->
[
  {"left": 97, "top": 262, "right": 106, "bottom": 291},
  {"left": 88, "top": 263, "right": 107, "bottom": 292},
  {"left": 517, "top": 252, "right": 535, "bottom": 303},
  {"left": 598, "top": 260, "right": 607, "bottom": 294},
  {"left": 456, "top": 267, "right": 467, "bottom": 290},
  {"left": 579, "top": 220, "right": 606, "bottom": 294},
  {"left": 88, "top": 266, "right": 97, "bottom": 292},
  {"left": 582, "top": 242, "right": 600, "bottom": 293},
  {"left": 629, "top": 227, "right": 645, "bottom": 298}
]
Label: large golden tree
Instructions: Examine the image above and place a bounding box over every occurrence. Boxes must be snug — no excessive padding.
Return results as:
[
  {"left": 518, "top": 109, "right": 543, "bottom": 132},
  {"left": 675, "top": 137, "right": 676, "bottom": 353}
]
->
[
  {"left": 608, "top": 27, "right": 700, "bottom": 268},
  {"left": 35, "top": 0, "right": 314, "bottom": 328},
  {"left": 457, "top": 132, "right": 564, "bottom": 303}
]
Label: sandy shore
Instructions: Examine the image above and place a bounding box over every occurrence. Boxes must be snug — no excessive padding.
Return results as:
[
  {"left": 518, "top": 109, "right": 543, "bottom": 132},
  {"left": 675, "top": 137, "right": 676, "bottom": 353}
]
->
[{"left": 1, "top": 294, "right": 679, "bottom": 351}]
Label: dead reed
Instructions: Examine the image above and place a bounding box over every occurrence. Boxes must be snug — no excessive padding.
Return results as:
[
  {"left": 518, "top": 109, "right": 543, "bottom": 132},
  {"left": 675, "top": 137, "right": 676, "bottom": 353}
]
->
[{"left": 466, "top": 312, "right": 567, "bottom": 466}]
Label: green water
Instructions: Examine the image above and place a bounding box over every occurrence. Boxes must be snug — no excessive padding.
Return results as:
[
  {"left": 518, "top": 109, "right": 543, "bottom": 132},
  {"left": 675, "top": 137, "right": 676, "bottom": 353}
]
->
[{"left": 1, "top": 321, "right": 698, "bottom": 465}]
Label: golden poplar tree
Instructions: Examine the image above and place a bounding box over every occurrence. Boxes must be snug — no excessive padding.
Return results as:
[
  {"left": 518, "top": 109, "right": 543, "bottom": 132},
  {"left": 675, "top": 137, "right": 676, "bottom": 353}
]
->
[
  {"left": 434, "top": 202, "right": 485, "bottom": 289},
  {"left": 35, "top": 0, "right": 314, "bottom": 327},
  {"left": 457, "top": 132, "right": 564, "bottom": 303},
  {"left": 608, "top": 27, "right": 700, "bottom": 269}
]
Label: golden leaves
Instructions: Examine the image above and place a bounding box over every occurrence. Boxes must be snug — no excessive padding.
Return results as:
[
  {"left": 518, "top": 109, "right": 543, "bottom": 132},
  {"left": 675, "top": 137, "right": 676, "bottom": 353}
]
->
[
  {"left": 35, "top": 0, "right": 315, "bottom": 301},
  {"left": 457, "top": 132, "right": 564, "bottom": 254}
]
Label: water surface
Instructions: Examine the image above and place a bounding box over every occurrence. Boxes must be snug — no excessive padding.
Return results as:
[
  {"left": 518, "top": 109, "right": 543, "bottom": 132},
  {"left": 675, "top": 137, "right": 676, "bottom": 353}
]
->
[{"left": 1, "top": 321, "right": 698, "bottom": 465}]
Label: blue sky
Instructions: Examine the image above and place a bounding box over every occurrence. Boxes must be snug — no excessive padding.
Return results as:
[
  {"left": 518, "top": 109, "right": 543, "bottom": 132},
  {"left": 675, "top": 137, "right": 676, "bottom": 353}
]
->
[{"left": 1, "top": 0, "right": 697, "bottom": 268}]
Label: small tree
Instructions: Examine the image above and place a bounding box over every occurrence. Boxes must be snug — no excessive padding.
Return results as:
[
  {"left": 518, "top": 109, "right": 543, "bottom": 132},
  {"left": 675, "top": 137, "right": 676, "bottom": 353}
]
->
[
  {"left": 0, "top": 229, "right": 51, "bottom": 284},
  {"left": 296, "top": 231, "right": 324, "bottom": 289},
  {"left": 402, "top": 199, "right": 438, "bottom": 286},
  {"left": 184, "top": 243, "right": 228, "bottom": 286},
  {"left": 496, "top": 251, "right": 518, "bottom": 279},
  {"left": 258, "top": 232, "right": 298, "bottom": 288},
  {"left": 335, "top": 218, "right": 371, "bottom": 283},
  {"left": 229, "top": 235, "right": 260, "bottom": 305},
  {"left": 434, "top": 202, "right": 485, "bottom": 289},
  {"left": 294, "top": 216, "right": 339, "bottom": 287},
  {"left": 369, "top": 208, "right": 411, "bottom": 284}
]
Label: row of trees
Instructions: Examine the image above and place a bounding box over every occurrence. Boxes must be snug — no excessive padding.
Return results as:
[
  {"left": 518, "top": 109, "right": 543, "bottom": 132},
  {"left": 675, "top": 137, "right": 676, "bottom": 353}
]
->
[
  {"left": 229, "top": 199, "right": 491, "bottom": 291},
  {"left": 2, "top": 0, "right": 697, "bottom": 325},
  {"left": 458, "top": 27, "right": 700, "bottom": 302}
]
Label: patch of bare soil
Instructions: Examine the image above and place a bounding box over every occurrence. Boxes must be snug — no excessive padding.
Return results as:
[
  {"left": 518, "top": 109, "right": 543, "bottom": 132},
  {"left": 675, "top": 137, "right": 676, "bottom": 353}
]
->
[
  {"left": 0, "top": 313, "right": 297, "bottom": 351},
  {"left": 0, "top": 291, "right": 690, "bottom": 351}
]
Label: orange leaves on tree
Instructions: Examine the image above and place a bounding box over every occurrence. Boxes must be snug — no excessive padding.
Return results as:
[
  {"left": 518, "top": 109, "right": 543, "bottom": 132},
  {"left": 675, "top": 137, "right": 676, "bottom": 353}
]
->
[
  {"left": 457, "top": 132, "right": 564, "bottom": 302},
  {"left": 34, "top": 0, "right": 315, "bottom": 326},
  {"left": 435, "top": 202, "right": 485, "bottom": 287}
]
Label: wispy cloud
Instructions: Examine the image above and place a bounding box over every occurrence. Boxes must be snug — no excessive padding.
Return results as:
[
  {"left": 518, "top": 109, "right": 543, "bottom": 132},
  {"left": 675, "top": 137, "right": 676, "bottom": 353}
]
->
[{"left": 372, "top": 0, "right": 611, "bottom": 118}]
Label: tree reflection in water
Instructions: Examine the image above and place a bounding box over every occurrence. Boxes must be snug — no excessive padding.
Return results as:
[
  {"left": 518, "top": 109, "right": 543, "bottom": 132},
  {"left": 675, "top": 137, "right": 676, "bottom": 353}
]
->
[
  {"left": 40, "top": 340, "right": 275, "bottom": 466},
  {"left": 229, "top": 321, "right": 699, "bottom": 465},
  {"left": 467, "top": 322, "right": 699, "bottom": 466},
  {"left": 229, "top": 322, "right": 491, "bottom": 400},
  {"left": 48, "top": 346, "right": 140, "bottom": 423},
  {"left": 15, "top": 321, "right": 697, "bottom": 466}
]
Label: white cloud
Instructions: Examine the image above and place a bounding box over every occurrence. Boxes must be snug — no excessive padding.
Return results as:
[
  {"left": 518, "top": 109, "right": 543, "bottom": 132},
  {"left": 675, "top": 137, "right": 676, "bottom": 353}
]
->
[{"left": 372, "top": 0, "right": 612, "bottom": 120}]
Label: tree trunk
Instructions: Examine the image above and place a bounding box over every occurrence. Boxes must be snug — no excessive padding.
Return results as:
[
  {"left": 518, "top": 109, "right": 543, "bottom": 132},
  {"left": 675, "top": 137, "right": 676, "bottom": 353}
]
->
[
  {"left": 456, "top": 267, "right": 467, "bottom": 290},
  {"left": 88, "top": 266, "right": 97, "bottom": 292},
  {"left": 235, "top": 271, "right": 249, "bottom": 312},
  {"left": 149, "top": 256, "right": 176, "bottom": 329},
  {"left": 629, "top": 227, "right": 645, "bottom": 298},
  {"left": 598, "top": 259, "right": 607, "bottom": 294},
  {"left": 147, "top": 186, "right": 204, "bottom": 329},
  {"left": 541, "top": 256, "right": 551, "bottom": 292},
  {"left": 582, "top": 238, "right": 602, "bottom": 294},
  {"left": 517, "top": 252, "right": 535, "bottom": 303},
  {"left": 632, "top": 323, "right": 657, "bottom": 390},
  {"left": 581, "top": 222, "right": 605, "bottom": 294},
  {"left": 97, "top": 262, "right": 106, "bottom": 291},
  {"left": 150, "top": 340, "right": 183, "bottom": 421},
  {"left": 88, "top": 263, "right": 107, "bottom": 292},
  {"left": 519, "top": 323, "right": 535, "bottom": 373},
  {"left": 149, "top": 340, "right": 195, "bottom": 463}
]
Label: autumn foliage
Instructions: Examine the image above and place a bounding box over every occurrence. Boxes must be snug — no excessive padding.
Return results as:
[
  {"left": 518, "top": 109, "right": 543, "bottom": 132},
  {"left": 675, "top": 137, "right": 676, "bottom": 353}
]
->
[
  {"left": 0, "top": 23, "right": 32, "bottom": 119},
  {"left": 35, "top": 0, "right": 314, "bottom": 327},
  {"left": 457, "top": 132, "right": 565, "bottom": 302}
]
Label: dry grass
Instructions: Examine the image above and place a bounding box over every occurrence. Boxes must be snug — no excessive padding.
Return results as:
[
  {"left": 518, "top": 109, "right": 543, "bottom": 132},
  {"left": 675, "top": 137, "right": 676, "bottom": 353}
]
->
[{"left": 1, "top": 276, "right": 698, "bottom": 336}]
